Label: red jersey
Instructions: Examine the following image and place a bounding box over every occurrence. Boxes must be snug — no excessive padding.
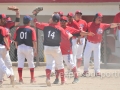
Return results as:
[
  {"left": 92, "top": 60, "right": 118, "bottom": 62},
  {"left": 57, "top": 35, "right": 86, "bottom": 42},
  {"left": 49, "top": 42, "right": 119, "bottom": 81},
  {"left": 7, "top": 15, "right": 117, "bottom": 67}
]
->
[
  {"left": 113, "top": 12, "right": 120, "bottom": 34},
  {"left": 4, "top": 21, "right": 15, "bottom": 46},
  {"left": 67, "top": 20, "right": 79, "bottom": 29},
  {"left": 0, "top": 26, "right": 7, "bottom": 45},
  {"left": 36, "top": 22, "right": 69, "bottom": 46},
  {"left": 76, "top": 19, "right": 87, "bottom": 31},
  {"left": 87, "top": 22, "right": 110, "bottom": 43},
  {"left": 4, "top": 21, "right": 15, "bottom": 29},
  {"left": 60, "top": 26, "right": 80, "bottom": 55}
]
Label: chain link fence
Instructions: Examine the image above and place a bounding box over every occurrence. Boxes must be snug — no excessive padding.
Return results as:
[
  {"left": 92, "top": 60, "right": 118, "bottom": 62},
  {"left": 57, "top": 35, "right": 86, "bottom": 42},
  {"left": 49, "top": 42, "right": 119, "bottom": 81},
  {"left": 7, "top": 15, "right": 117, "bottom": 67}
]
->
[{"left": 9, "top": 25, "right": 120, "bottom": 65}]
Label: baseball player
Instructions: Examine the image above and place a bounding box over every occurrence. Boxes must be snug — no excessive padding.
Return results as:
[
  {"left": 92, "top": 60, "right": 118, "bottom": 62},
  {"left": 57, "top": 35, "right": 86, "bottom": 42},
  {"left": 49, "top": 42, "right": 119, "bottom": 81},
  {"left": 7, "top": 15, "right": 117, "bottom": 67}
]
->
[
  {"left": 50, "top": 11, "right": 64, "bottom": 75},
  {"left": 74, "top": 10, "right": 88, "bottom": 70},
  {"left": 53, "top": 16, "right": 95, "bottom": 84},
  {"left": 14, "top": 15, "right": 37, "bottom": 84},
  {"left": 67, "top": 12, "right": 80, "bottom": 68},
  {"left": 34, "top": 14, "right": 72, "bottom": 86},
  {"left": 113, "top": 5, "right": 120, "bottom": 40},
  {"left": 83, "top": 13, "right": 120, "bottom": 76},
  {"left": 0, "top": 14, "right": 14, "bottom": 87},
  {"left": 0, "top": 6, "right": 20, "bottom": 82}
]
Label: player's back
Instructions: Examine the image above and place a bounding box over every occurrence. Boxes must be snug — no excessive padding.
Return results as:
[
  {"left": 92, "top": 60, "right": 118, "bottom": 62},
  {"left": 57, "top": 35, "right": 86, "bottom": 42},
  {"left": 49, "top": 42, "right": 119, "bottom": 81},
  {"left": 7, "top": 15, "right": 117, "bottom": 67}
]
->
[
  {"left": 16, "top": 25, "right": 34, "bottom": 47},
  {"left": 43, "top": 24, "right": 61, "bottom": 46}
]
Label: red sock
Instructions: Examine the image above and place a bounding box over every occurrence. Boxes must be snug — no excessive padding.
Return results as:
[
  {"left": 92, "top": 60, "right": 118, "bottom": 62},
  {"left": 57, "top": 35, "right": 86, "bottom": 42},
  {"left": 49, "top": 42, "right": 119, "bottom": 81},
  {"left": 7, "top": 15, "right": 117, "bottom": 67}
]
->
[
  {"left": 77, "top": 58, "right": 82, "bottom": 68},
  {"left": 72, "top": 67, "right": 78, "bottom": 78},
  {"left": 18, "top": 68, "right": 23, "bottom": 80},
  {"left": 58, "top": 69, "right": 65, "bottom": 82},
  {"left": 46, "top": 69, "right": 51, "bottom": 80},
  {"left": 55, "top": 70, "right": 59, "bottom": 79},
  {"left": 30, "top": 68, "right": 34, "bottom": 80}
]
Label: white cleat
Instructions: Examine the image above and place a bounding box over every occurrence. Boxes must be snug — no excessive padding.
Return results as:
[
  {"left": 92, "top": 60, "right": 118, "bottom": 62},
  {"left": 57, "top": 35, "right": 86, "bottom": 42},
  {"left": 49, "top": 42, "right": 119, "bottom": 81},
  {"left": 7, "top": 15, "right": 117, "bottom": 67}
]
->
[
  {"left": 46, "top": 79, "right": 51, "bottom": 87},
  {"left": 9, "top": 75, "right": 15, "bottom": 87}
]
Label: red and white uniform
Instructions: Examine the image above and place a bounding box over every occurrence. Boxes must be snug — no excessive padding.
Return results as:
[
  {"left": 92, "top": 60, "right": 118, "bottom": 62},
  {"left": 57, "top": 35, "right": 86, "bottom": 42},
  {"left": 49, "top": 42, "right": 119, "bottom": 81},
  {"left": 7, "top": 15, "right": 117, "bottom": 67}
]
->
[
  {"left": 76, "top": 19, "right": 87, "bottom": 60},
  {"left": 84, "top": 22, "right": 110, "bottom": 73},
  {"left": 4, "top": 21, "right": 15, "bottom": 47},
  {"left": 0, "top": 26, "right": 13, "bottom": 81},
  {"left": 0, "top": 21, "right": 15, "bottom": 81},
  {"left": 67, "top": 20, "right": 79, "bottom": 29},
  {"left": 67, "top": 20, "right": 80, "bottom": 67},
  {"left": 113, "top": 12, "right": 120, "bottom": 41},
  {"left": 60, "top": 26, "right": 80, "bottom": 69}
]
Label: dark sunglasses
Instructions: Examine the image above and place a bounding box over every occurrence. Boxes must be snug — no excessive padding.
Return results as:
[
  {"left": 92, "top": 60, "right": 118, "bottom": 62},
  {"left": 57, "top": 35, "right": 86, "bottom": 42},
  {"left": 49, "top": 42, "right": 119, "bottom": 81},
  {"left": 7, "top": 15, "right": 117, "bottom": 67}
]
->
[
  {"left": 60, "top": 20, "right": 67, "bottom": 22},
  {"left": 76, "top": 13, "right": 82, "bottom": 15}
]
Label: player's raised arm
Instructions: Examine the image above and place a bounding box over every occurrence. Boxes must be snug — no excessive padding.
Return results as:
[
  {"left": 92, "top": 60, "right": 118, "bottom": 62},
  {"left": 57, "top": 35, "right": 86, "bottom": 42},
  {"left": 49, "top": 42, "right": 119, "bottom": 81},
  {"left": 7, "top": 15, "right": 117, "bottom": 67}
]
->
[
  {"left": 8, "top": 6, "right": 20, "bottom": 26},
  {"left": 33, "top": 18, "right": 49, "bottom": 30}
]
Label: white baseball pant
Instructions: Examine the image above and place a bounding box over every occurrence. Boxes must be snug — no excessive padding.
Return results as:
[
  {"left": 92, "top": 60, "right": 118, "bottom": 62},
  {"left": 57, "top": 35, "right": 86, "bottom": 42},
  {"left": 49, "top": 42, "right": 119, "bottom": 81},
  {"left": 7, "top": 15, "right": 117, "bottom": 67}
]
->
[
  {"left": 84, "top": 41, "right": 101, "bottom": 73},
  {"left": 51, "top": 60, "right": 55, "bottom": 73},
  {"left": 76, "top": 38, "right": 85, "bottom": 59},
  {"left": 0, "top": 45, "right": 12, "bottom": 80},
  {"left": 0, "top": 51, "right": 14, "bottom": 81},
  {"left": 63, "top": 54, "right": 75, "bottom": 69},
  {"left": 72, "top": 38, "right": 78, "bottom": 66},
  {"left": 17, "top": 44, "right": 35, "bottom": 68},
  {"left": 44, "top": 46, "right": 64, "bottom": 70},
  {"left": 118, "top": 30, "right": 120, "bottom": 42}
]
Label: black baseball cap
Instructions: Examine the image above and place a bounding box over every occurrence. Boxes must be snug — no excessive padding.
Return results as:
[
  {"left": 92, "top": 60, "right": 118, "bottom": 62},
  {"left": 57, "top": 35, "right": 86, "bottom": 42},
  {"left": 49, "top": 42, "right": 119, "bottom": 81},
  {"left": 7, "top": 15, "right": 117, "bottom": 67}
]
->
[{"left": 52, "top": 14, "right": 60, "bottom": 22}]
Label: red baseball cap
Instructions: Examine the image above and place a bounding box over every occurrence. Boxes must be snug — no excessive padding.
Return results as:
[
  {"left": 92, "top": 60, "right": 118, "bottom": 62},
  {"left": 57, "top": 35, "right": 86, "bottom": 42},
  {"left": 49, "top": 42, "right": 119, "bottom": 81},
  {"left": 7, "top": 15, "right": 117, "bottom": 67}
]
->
[
  {"left": 0, "top": 14, "right": 6, "bottom": 19},
  {"left": 67, "top": 12, "right": 74, "bottom": 17},
  {"left": 60, "top": 16, "right": 67, "bottom": 21},
  {"left": 96, "top": 13, "right": 103, "bottom": 17},
  {"left": 58, "top": 11, "right": 63, "bottom": 16},
  {"left": 6, "top": 17, "right": 12, "bottom": 22},
  {"left": 75, "top": 10, "right": 82, "bottom": 14}
]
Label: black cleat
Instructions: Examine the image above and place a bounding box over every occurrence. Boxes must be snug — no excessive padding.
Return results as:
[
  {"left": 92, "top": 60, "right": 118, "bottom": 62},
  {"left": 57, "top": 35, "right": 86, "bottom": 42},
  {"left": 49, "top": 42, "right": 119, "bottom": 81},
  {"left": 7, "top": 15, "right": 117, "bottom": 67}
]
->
[
  {"left": 72, "top": 78, "right": 79, "bottom": 84},
  {"left": 53, "top": 78, "right": 59, "bottom": 84}
]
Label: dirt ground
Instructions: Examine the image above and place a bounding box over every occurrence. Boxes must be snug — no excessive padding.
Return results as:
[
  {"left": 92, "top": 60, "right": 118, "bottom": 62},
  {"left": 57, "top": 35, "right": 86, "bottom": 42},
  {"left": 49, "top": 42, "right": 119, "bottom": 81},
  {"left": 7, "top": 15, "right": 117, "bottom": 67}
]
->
[{"left": 0, "top": 66, "right": 120, "bottom": 90}]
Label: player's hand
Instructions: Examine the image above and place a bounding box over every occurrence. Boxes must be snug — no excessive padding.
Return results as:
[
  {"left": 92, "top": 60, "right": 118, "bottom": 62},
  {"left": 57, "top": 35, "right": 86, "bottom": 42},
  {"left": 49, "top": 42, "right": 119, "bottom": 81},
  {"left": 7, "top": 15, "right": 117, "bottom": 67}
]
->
[
  {"left": 6, "top": 46, "right": 10, "bottom": 51},
  {"left": 77, "top": 38, "right": 82, "bottom": 45},
  {"left": 8, "top": 6, "right": 19, "bottom": 11},
  {"left": 68, "top": 33, "right": 73, "bottom": 39},
  {"left": 88, "top": 32, "right": 95, "bottom": 36},
  {"left": 114, "top": 35, "right": 117, "bottom": 40},
  {"left": 33, "top": 18, "right": 38, "bottom": 23},
  {"left": 77, "top": 36, "right": 83, "bottom": 45},
  {"left": 34, "top": 51, "right": 38, "bottom": 57},
  {"left": 117, "top": 23, "right": 120, "bottom": 26},
  {"left": 7, "top": 33, "right": 11, "bottom": 36}
]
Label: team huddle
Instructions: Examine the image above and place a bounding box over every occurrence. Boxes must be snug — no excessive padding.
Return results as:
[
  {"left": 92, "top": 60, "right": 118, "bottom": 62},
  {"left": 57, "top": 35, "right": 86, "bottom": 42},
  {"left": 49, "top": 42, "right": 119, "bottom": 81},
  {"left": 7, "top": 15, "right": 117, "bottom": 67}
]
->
[{"left": 0, "top": 6, "right": 120, "bottom": 87}]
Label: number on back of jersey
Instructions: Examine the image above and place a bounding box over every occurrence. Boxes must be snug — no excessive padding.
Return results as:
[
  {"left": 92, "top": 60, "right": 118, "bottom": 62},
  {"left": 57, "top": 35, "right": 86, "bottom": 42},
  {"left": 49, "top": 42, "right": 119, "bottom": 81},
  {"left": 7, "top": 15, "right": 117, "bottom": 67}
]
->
[
  {"left": 20, "top": 32, "right": 27, "bottom": 39},
  {"left": 48, "top": 31, "right": 55, "bottom": 39}
]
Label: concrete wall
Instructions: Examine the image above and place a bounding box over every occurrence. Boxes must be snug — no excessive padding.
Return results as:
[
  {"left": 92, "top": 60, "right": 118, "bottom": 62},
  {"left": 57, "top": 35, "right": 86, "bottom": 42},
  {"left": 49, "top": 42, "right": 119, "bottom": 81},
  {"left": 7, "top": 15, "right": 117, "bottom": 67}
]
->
[{"left": 0, "top": 3, "right": 119, "bottom": 15}]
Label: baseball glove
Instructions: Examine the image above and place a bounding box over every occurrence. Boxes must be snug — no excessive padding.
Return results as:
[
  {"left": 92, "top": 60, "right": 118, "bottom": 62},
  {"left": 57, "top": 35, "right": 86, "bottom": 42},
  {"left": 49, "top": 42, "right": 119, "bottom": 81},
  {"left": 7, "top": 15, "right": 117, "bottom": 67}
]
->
[
  {"left": 32, "top": 7, "right": 43, "bottom": 16},
  {"left": 8, "top": 6, "right": 19, "bottom": 11}
]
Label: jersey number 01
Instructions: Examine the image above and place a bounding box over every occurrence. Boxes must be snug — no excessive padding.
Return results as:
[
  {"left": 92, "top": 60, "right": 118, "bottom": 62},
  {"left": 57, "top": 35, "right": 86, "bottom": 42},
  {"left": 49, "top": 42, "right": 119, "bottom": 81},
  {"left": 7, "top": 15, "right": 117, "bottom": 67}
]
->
[{"left": 20, "top": 32, "right": 27, "bottom": 39}]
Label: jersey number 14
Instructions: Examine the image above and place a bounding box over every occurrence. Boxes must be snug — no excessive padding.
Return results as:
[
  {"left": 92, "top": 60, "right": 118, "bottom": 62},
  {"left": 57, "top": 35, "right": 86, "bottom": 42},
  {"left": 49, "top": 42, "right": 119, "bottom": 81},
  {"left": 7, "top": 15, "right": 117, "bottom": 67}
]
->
[{"left": 48, "top": 31, "right": 55, "bottom": 39}]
